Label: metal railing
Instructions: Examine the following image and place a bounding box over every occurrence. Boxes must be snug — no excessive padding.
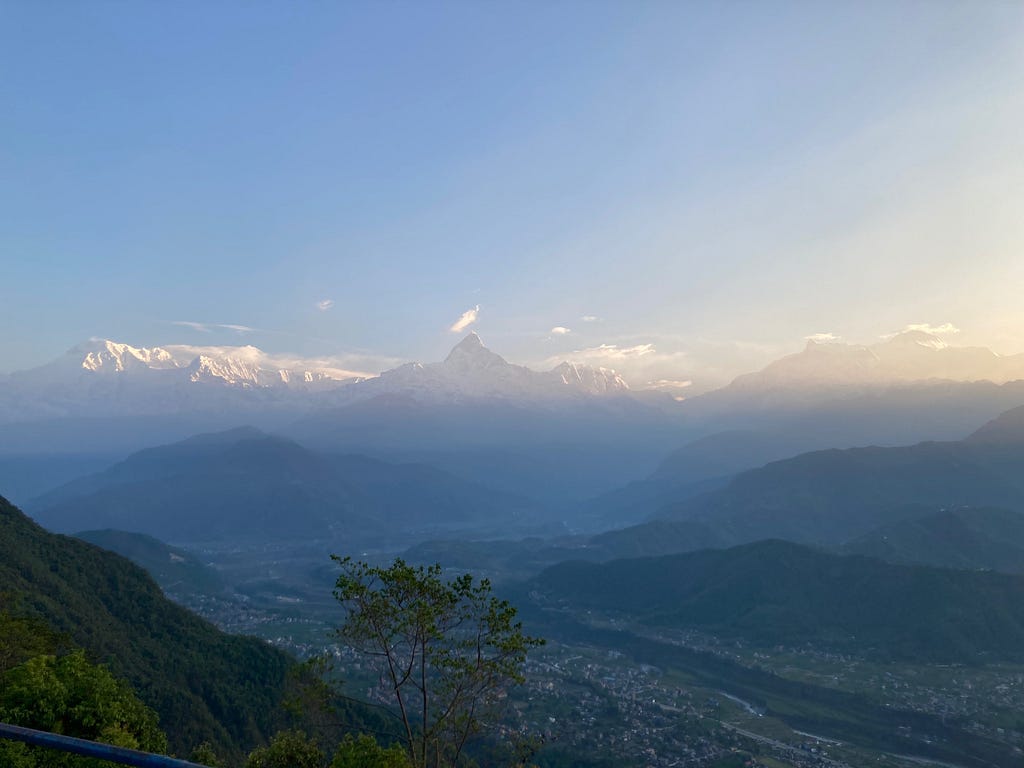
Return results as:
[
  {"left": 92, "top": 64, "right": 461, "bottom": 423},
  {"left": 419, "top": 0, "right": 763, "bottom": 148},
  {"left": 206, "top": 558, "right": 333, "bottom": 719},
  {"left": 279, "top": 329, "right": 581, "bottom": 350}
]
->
[{"left": 0, "top": 722, "right": 210, "bottom": 767}]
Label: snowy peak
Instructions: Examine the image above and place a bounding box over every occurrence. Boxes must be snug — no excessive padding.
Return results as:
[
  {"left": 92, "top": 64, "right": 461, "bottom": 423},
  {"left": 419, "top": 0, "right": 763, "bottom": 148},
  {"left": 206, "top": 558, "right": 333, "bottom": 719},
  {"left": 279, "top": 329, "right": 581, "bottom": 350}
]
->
[
  {"left": 0, "top": 334, "right": 634, "bottom": 422},
  {"left": 448, "top": 331, "right": 485, "bottom": 354},
  {"left": 333, "top": 334, "right": 630, "bottom": 405},
  {"left": 725, "top": 332, "right": 1024, "bottom": 393},
  {"left": 72, "top": 340, "right": 179, "bottom": 375},
  {"left": 186, "top": 353, "right": 264, "bottom": 386},
  {"left": 550, "top": 362, "right": 629, "bottom": 394},
  {"left": 54, "top": 341, "right": 366, "bottom": 389},
  {"left": 443, "top": 333, "right": 510, "bottom": 372},
  {"left": 1, "top": 340, "right": 372, "bottom": 421},
  {"left": 880, "top": 330, "right": 948, "bottom": 351}
]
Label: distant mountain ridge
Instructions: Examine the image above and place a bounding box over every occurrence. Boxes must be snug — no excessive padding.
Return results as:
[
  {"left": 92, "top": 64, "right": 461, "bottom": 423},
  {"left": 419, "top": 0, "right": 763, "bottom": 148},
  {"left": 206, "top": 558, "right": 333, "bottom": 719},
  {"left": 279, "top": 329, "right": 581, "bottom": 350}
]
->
[
  {"left": 0, "top": 334, "right": 634, "bottom": 422},
  {"left": 9, "top": 329, "right": 1023, "bottom": 425},
  {"left": 725, "top": 330, "right": 1024, "bottom": 392},
  {"left": 27, "top": 427, "right": 539, "bottom": 544},
  {"left": 644, "top": 405, "right": 1024, "bottom": 547},
  {"left": 22, "top": 338, "right": 368, "bottom": 388},
  {"left": 841, "top": 506, "right": 1024, "bottom": 574},
  {"left": 332, "top": 332, "right": 629, "bottom": 405}
]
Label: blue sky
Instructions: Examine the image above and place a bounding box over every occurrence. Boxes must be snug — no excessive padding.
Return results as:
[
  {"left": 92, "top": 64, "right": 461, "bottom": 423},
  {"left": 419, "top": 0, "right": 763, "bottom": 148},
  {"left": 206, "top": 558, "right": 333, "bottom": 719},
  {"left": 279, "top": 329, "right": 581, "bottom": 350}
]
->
[{"left": 2, "top": 1, "right": 1023, "bottom": 388}]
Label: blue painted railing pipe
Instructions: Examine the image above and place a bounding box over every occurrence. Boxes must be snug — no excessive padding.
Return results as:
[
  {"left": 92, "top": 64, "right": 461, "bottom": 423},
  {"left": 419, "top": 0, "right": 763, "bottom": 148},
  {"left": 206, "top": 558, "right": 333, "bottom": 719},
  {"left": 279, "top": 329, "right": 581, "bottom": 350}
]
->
[{"left": 0, "top": 722, "right": 211, "bottom": 767}]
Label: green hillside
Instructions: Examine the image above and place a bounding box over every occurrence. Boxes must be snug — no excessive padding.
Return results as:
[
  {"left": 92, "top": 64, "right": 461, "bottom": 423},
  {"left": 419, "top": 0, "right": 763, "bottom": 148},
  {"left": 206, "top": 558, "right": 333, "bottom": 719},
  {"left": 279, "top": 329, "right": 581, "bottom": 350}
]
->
[
  {"left": 530, "top": 539, "right": 1024, "bottom": 662},
  {"left": 842, "top": 506, "right": 1024, "bottom": 573},
  {"left": 0, "top": 493, "right": 291, "bottom": 759},
  {"left": 642, "top": 404, "right": 1024, "bottom": 548},
  {"left": 75, "top": 528, "right": 227, "bottom": 598}
]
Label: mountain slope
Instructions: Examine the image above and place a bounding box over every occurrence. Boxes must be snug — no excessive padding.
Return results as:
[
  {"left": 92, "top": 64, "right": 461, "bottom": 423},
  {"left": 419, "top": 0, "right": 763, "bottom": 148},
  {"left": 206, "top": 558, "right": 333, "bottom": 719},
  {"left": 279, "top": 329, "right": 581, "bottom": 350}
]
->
[
  {"left": 74, "top": 528, "right": 227, "bottom": 598},
  {"left": 0, "top": 334, "right": 637, "bottom": 425},
  {"left": 720, "top": 330, "right": 1024, "bottom": 394},
  {"left": 323, "top": 332, "right": 629, "bottom": 405},
  {"left": 529, "top": 540, "right": 1024, "bottom": 662},
  {"left": 574, "top": 430, "right": 810, "bottom": 529},
  {"left": 28, "top": 428, "right": 537, "bottom": 543},
  {"left": 652, "top": 406, "right": 1024, "bottom": 546},
  {"left": 0, "top": 493, "right": 291, "bottom": 758},
  {"left": 841, "top": 506, "right": 1024, "bottom": 573}
]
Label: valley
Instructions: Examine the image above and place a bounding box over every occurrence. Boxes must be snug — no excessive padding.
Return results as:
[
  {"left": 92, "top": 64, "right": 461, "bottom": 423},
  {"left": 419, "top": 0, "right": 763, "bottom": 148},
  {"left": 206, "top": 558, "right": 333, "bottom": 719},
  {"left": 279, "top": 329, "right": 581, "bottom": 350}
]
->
[{"left": 94, "top": 526, "right": 1022, "bottom": 767}]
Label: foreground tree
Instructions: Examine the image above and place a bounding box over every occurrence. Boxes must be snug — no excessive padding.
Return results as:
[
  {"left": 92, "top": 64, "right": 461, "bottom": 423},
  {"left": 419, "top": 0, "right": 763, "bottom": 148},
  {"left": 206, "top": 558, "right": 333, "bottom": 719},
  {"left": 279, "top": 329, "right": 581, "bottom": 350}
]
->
[
  {"left": 331, "top": 557, "right": 543, "bottom": 768},
  {"left": 330, "top": 733, "right": 411, "bottom": 768},
  {"left": 0, "top": 649, "right": 168, "bottom": 767},
  {"left": 245, "top": 729, "right": 324, "bottom": 768}
]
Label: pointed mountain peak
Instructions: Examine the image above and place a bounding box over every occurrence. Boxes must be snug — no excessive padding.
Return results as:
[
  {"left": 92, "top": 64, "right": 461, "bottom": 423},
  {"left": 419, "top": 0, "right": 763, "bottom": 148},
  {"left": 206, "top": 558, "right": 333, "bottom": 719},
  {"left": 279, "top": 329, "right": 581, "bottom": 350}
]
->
[
  {"left": 451, "top": 332, "right": 484, "bottom": 352},
  {"left": 444, "top": 332, "right": 507, "bottom": 366}
]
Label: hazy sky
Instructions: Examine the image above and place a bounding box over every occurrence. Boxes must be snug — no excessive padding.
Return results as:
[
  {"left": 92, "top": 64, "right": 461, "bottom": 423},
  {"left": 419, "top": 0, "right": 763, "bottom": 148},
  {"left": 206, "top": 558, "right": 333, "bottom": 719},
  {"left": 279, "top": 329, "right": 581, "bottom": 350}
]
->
[{"left": 2, "top": 1, "right": 1023, "bottom": 389}]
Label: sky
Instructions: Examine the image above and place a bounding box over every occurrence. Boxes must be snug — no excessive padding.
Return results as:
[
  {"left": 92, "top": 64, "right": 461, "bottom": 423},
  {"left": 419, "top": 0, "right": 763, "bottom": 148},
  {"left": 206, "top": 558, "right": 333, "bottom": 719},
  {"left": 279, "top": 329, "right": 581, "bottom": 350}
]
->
[{"left": 2, "top": 1, "right": 1023, "bottom": 390}]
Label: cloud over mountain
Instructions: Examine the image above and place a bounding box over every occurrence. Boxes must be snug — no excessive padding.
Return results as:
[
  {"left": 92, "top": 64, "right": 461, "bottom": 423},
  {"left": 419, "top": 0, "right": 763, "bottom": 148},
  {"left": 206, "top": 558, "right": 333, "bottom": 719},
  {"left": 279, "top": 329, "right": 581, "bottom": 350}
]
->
[{"left": 449, "top": 305, "right": 480, "bottom": 333}]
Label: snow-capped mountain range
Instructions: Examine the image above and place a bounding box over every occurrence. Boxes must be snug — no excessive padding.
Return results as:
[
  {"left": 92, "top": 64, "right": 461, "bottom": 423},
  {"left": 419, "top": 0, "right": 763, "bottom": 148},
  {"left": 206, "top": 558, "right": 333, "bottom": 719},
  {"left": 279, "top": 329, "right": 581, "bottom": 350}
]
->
[
  {"left": 334, "top": 332, "right": 629, "bottom": 405},
  {"left": 0, "top": 333, "right": 630, "bottom": 421},
  {"left": 724, "top": 330, "right": 1024, "bottom": 392},
  {"left": 3, "top": 329, "right": 1023, "bottom": 424},
  {"left": 19, "top": 338, "right": 369, "bottom": 389}
]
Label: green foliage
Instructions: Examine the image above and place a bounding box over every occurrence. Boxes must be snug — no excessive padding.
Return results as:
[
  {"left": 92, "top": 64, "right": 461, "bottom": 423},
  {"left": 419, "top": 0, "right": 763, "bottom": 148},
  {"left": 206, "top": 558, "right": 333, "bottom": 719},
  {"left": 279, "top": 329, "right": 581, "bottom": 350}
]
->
[
  {"left": 281, "top": 654, "right": 405, "bottom": 750},
  {"left": 0, "top": 649, "right": 167, "bottom": 767},
  {"left": 245, "top": 729, "right": 325, "bottom": 768},
  {"left": 190, "top": 742, "right": 224, "bottom": 767},
  {"left": 0, "top": 600, "right": 61, "bottom": 675},
  {"left": 283, "top": 656, "right": 336, "bottom": 724},
  {"left": 0, "top": 741, "right": 37, "bottom": 768},
  {"left": 330, "top": 734, "right": 411, "bottom": 768},
  {"left": 332, "top": 556, "right": 543, "bottom": 768},
  {"left": 0, "top": 495, "right": 292, "bottom": 759}
]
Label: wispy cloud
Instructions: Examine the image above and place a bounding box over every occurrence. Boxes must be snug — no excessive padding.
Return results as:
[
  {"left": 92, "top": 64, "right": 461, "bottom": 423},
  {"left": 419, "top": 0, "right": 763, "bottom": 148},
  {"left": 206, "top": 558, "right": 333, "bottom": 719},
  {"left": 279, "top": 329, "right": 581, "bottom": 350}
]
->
[
  {"left": 647, "top": 379, "right": 693, "bottom": 389},
  {"left": 172, "top": 321, "right": 256, "bottom": 334},
  {"left": 449, "top": 305, "right": 480, "bottom": 333},
  {"left": 804, "top": 332, "right": 842, "bottom": 343},
  {"left": 316, "top": 299, "right": 334, "bottom": 312},
  {"left": 902, "top": 322, "right": 960, "bottom": 336},
  {"left": 173, "top": 321, "right": 211, "bottom": 333},
  {"left": 550, "top": 326, "right": 571, "bottom": 335},
  {"left": 580, "top": 315, "right": 599, "bottom": 322},
  {"left": 568, "top": 343, "right": 655, "bottom": 360},
  {"left": 539, "top": 340, "right": 696, "bottom": 391}
]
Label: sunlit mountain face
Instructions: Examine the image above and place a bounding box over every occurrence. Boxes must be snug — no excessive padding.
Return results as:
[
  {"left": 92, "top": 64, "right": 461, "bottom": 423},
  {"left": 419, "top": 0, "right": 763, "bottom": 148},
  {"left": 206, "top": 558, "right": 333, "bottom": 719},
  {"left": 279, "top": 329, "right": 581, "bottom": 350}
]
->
[
  {"left": 3, "top": 327, "right": 1021, "bottom": 421},
  {"left": 0, "top": 332, "right": 633, "bottom": 421},
  {"left": 722, "top": 330, "right": 1024, "bottom": 392}
]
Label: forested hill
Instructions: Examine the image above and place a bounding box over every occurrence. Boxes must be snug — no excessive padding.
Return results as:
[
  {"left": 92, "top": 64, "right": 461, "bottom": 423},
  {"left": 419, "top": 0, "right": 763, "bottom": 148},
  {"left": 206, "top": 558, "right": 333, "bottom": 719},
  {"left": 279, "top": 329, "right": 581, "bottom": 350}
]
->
[
  {"left": 528, "top": 539, "right": 1024, "bottom": 663},
  {"left": 0, "top": 493, "right": 291, "bottom": 759}
]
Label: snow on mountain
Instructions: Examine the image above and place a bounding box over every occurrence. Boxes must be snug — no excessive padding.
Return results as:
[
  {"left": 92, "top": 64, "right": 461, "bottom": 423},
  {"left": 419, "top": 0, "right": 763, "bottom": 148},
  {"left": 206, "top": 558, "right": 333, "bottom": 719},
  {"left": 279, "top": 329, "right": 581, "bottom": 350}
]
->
[
  {"left": 79, "top": 340, "right": 179, "bottom": 374},
  {"left": 12, "top": 339, "right": 369, "bottom": 390},
  {"left": 325, "top": 332, "right": 630, "bottom": 405},
  {"left": 0, "top": 340, "right": 372, "bottom": 421},
  {"left": 723, "top": 330, "right": 1024, "bottom": 393},
  {"left": 0, "top": 334, "right": 632, "bottom": 422}
]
